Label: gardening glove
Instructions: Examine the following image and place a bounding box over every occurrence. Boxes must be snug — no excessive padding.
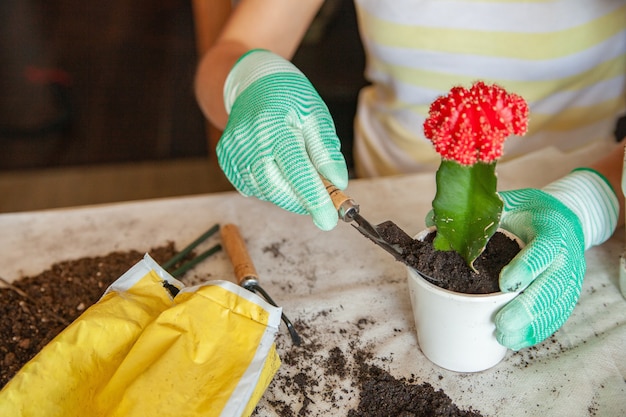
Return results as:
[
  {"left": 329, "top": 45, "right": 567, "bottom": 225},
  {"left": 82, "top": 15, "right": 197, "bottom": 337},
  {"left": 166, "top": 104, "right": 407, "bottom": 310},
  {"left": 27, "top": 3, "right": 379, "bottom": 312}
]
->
[
  {"left": 218, "top": 49, "right": 349, "bottom": 231},
  {"left": 495, "top": 168, "right": 619, "bottom": 350}
]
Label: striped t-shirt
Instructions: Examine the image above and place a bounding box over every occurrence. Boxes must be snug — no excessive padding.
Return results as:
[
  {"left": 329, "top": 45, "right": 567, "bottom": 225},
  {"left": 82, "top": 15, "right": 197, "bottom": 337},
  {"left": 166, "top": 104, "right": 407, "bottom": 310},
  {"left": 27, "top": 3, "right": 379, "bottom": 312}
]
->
[{"left": 352, "top": 0, "right": 626, "bottom": 177}]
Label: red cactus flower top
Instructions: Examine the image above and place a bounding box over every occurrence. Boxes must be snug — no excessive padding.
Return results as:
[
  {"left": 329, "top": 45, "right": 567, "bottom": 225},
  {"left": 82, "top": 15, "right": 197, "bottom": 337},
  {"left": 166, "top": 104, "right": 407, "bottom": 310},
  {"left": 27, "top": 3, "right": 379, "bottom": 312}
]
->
[{"left": 423, "top": 81, "right": 529, "bottom": 165}]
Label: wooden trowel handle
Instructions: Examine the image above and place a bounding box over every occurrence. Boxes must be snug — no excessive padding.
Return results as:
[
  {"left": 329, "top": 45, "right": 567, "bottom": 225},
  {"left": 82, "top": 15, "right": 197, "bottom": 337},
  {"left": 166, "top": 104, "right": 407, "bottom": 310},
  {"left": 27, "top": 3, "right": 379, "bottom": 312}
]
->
[
  {"left": 321, "top": 177, "right": 359, "bottom": 222},
  {"left": 220, "top": 223, "right": 259, "bottom": 286}
]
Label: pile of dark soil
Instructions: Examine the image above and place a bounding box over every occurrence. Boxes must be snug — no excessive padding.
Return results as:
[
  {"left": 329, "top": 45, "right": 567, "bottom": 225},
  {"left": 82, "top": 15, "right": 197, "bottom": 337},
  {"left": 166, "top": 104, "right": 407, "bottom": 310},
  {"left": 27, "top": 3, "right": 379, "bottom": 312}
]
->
[
  {"left": 0, "top": 244, "right": 180, "bottom": 388},
  {"left": 348, "top": 363, "right": 482, "bottom": 417},
  {"left": 377, "top": 222, "right": 520, "bottom": 294},
  {"left": 1, "top": 247, "right": 484, "bottom": 416}
]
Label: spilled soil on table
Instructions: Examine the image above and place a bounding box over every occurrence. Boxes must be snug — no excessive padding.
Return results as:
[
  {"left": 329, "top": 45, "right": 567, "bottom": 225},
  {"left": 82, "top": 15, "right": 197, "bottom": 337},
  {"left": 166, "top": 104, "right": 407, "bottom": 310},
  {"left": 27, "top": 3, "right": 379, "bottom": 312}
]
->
[
  {"left": 259, "top": 315, "right": 484, "bottom": 417},
  {"left": 1, "top": 246, "right": 483, "bottom": 416}
]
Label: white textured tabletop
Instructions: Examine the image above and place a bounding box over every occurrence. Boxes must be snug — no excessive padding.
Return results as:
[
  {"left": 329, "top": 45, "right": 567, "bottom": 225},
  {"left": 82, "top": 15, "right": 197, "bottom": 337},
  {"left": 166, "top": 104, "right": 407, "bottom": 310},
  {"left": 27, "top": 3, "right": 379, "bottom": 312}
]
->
[{"left": 1, "top": 151, "right": 625, "bottom": 416}]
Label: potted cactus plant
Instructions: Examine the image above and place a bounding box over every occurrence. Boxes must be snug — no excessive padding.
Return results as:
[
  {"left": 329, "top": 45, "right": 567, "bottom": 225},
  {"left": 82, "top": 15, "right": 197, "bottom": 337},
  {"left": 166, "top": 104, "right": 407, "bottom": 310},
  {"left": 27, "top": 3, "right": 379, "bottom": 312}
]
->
[
  {"left": 406, "top": 81, "right": 530, "bottom": 372},
  {"left": 425, "top": 81, "right": 529, "bottom": 270}
]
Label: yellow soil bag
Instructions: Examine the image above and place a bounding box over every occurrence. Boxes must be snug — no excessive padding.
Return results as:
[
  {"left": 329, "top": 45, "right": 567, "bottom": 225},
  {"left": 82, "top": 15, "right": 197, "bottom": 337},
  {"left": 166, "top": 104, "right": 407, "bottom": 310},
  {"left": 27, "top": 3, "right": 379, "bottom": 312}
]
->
[{"left": 0, "top": 254, "right": 281, "bottom": 417}]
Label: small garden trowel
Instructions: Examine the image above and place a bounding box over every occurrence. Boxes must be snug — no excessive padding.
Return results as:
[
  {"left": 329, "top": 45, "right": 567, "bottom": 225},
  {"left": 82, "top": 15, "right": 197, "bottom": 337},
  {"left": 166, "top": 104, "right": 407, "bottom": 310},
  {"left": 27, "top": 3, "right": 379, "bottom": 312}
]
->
[
  {"left": 322, "top": 178, "right": 413, "bottom": 262},
  {"left": 322, "top": 178, "right": 440, "bottom": 283}
]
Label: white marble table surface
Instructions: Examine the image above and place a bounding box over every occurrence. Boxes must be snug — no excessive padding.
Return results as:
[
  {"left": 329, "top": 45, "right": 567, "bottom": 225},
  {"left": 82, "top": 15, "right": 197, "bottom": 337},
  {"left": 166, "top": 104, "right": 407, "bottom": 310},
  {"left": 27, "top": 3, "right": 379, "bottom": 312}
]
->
[{"left": 1, "top": 156, "right": 625, "bottom": 416}]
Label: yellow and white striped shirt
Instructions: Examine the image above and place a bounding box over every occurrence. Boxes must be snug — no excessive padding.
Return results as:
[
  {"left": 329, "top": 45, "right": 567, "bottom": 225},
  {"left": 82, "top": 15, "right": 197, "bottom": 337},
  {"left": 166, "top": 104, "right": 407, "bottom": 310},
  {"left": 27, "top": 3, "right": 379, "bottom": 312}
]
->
[{"left": 353, "top": 0, "right": 626, "bottom": 177}]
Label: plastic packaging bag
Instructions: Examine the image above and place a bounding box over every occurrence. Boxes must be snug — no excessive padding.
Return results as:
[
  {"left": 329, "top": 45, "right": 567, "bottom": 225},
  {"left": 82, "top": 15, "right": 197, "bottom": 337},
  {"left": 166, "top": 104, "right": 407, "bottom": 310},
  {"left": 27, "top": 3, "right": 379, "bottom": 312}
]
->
[{"left": 0, "top": 254, "right": 281, "bottom": 417}]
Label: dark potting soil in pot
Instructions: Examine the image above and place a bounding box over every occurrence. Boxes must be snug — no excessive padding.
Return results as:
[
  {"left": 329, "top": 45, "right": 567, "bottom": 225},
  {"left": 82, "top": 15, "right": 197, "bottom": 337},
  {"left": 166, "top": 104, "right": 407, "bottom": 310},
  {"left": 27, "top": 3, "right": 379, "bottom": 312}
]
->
[{"left": 376, "top": 222, "right": 521, "bottom": 294}]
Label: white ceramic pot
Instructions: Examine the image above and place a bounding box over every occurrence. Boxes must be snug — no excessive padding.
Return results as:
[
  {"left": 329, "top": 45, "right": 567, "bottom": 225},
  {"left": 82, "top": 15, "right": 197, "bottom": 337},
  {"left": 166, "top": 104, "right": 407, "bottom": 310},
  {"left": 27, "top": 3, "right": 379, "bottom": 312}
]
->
[
  {"left": 620, "top": 253, "right": 626, "bottom": 300},
  {"left": 619, "top": 147, "right": 626, "bottom": 298},
  {"left": 407, "top": 227, "right": 523, "bottom": 373}
]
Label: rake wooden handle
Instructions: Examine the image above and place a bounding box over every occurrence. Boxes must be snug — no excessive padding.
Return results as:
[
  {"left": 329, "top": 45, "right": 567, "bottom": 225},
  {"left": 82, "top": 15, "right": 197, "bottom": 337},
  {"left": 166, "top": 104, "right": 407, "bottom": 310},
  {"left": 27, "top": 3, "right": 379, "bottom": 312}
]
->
[
  {"left": 220, "top": 223, "right": 258, "bottom": 286},
  {"left": 321, "top": 177, "right": 359, "bottom": 222}
]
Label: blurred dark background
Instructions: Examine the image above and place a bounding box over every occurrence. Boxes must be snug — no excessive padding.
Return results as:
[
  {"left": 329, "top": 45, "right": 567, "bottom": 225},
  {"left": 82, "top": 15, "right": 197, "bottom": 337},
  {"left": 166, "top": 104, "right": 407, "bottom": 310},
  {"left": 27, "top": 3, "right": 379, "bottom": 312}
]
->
[{"left": 0, "top": 0, "right": 366, "bottom": 172}]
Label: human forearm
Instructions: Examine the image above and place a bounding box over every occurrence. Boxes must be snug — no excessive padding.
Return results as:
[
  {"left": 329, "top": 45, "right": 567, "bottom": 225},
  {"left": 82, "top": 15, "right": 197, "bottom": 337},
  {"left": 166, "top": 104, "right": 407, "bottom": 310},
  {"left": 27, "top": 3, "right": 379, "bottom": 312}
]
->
[
  {"left": 194, "top": 0, "right": 323, "bottom": 144},
  {"left": 195, "top": 40, "right": 247, "bottom": 132}
]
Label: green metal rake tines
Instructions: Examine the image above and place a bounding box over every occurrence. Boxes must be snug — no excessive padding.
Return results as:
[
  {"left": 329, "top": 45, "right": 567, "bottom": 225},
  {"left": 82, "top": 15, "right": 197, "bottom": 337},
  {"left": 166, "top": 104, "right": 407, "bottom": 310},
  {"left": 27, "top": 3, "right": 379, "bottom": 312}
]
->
[{"left": 163, "top": 224, "right": 222, "bottom": 278}]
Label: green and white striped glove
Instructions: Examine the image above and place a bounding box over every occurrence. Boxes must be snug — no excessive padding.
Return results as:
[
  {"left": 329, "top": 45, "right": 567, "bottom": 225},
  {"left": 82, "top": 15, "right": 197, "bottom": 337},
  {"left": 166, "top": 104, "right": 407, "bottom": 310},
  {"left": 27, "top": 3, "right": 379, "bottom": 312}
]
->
[
  {"left": 217, "top": 49, "right": 349, "bottom": 231},
  {"left": 495, "top": 168, "right": 619, "bottom": 350}
]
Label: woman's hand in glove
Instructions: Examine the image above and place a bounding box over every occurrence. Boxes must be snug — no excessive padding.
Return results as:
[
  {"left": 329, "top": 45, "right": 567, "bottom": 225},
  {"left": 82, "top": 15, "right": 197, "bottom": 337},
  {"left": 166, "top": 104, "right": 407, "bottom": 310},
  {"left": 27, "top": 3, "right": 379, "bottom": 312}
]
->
[
  {"left": 217, "top": 49, "right": 348, "bottom": 231},
  {"left": 495, "top": 169, "right": 619, "bottom": 350}
]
